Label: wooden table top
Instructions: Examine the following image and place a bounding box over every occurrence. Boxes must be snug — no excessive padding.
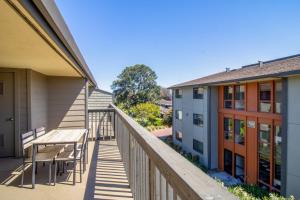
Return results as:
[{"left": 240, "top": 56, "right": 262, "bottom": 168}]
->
[{"left": 32, "top": 129, "right": 87, "bottom": 145}]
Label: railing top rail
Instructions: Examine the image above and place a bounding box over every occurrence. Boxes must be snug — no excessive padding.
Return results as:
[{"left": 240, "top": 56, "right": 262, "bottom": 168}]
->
[
  {"left": 88, "top": 108, "right": 115, "bottom": 112},
  {"left": 110, "top": 104, "right": 237, "bottom": 200}
]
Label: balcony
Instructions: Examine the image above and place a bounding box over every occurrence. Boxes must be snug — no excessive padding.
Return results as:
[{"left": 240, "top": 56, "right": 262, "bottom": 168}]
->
[{"left": 0, "top": 105, "right": 236, "bottom": 200}]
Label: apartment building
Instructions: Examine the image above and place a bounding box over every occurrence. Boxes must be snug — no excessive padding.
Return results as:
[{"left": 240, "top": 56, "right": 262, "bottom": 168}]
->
[
  {"left": 171, "top": 86, "right": 218, "bottom": 169},
  {"left": 170, "top": 54, "right": 300, "bottom": 198}
]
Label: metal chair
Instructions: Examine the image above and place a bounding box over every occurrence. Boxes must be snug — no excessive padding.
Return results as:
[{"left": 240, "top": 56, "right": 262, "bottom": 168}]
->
[
  {"left": 20, "top": 130, "right": 57, "bottom": 186},
  {"left": 54, "top": 130, "right": 88, "bottom": 184}
]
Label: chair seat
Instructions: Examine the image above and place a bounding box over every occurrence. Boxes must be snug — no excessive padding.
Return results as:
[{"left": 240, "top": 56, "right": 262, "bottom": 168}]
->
[
  {"left": 64, "top": 144, "right": 83, "bottom": 152},
  {"left": 56, "top": 149, "right": 81, "bottom": 161},
  {"left": 24, "top": 151, "right": 57, "bottom": 163},
  {"left": 38, "top": 145, "right": 65, "bottom": 153}
]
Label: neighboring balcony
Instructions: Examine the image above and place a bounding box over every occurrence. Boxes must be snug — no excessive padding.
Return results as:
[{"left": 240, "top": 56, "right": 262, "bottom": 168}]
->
[{"left": 0, "top": 105, "right": 236, "bottom": 200}]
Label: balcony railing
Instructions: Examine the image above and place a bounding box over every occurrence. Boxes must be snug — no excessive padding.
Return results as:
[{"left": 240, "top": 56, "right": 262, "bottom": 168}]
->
[{"left": 89, "top": 104, "right": 237, "bottom": 200}]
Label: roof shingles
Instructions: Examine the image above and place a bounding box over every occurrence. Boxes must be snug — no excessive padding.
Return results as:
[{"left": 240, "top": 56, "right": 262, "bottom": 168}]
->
[{"left": 170, "top": 54, "right": 300, "bottom": 88}]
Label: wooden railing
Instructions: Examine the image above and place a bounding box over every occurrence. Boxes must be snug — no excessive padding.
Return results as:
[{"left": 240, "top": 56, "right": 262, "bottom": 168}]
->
[
  {"left": 88, "top": 108, "right": 115, "bottom": 140},
  {"left": 110, "top": 104, "right": 237, "bottom": 200}
]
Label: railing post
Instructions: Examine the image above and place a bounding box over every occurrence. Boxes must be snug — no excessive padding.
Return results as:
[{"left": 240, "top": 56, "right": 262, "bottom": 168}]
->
[{"left": 149, "top": 160, "right": 155, "bottom": 200}]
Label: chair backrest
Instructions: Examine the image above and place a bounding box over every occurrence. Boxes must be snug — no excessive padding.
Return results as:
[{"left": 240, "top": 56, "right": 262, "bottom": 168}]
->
[
  {"left": 21, "top": 130, "right": 35, "bottom": 154},
  {"left": 35, "top": 127, "right": 46, "bottom": 138},
  {"left": 81, "top": 130, "right": 89, "bottom": 156}
]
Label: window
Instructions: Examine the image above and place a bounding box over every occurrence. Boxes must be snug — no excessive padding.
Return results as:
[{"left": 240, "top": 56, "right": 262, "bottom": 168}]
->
[
  {"left": 258, "top": 123, "right": 271, "bottom": 184},
  {"left": 175, "top": 110, "right": 182, "bottom": 120},
  {"left": 175, "top": 89, "right": 182, "bottom": 98},
  {"left": 193, "top": 87, "right": 204, "bottom": 99},
  {"left": 235, "top": 154, "right": 245, "bottom": 182},
  {"left": 275, "top": 81, "right": 282, "bottom": 114},
  {"left": 193, "top": 113, "right": 203, "bottom": 126},
  {"left": 234, "top": 119, "right": 245, "bottom": 145},
  {"left": 273, "top": 125, "right": 282, "bottom": 190},
  {"left": 175, "top": 131, "right": 182, "bottom": 142},
  {"left": 224, "top": 86, "right": 233, "bottom": 109},
  {"left": 224, "top": 149, "right": 232, "bottom": 175},
  {"left": 259, "top": 83, "right": 272, "bottom": 112},
  {"left": 224, "top": 117, "right": 233, "bottom": 140},
  {"left": 193, "top": 139, "right": 203, "bottom": 154},
  {"left": 235, "top": 85, "right": 245, "bottom": 110}
]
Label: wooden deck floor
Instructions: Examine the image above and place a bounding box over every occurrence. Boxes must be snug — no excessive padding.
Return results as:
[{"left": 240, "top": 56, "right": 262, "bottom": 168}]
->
[{"left": 0, "top": 140, "right": 133, "bottom": 200}]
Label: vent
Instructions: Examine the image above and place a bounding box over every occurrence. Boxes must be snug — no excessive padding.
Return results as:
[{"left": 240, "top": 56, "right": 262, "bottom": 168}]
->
[
  {"left": 0, "top": 134, "right": 4, "bottom": 147},
  {"left": 225, "top": 67, "right": 230, "bottom": 72},
  {"left": 258, "top": 61, "right": 264, "bottom": 67}
]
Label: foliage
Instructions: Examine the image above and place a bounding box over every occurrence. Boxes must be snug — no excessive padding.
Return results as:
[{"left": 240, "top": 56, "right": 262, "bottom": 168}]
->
[
  {"left": 162, "top": 109, "right": 172, "bottom": 127},
  {"left": 228, "top": 184, "right": 294, "bottom": 200},
  {"left": 128, "top": 103, "right": 161, "bottom": 127},
  {"left": 111, "top": 64, "right": 160, "bottom": 109}
]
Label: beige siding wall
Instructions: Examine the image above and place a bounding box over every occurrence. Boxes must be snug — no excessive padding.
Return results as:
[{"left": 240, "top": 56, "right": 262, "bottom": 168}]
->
[
  {"left": 47, "top": 77, "right": 87, "bottom": 130},
  {"left": 88, "top": 88, "right": 112, "bottom": 110},
  {"left": 30, "top": 70, "right": 48, "bottom": 129}
]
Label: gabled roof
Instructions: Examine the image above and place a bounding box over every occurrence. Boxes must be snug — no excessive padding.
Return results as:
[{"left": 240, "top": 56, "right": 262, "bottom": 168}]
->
[{"left": 169, "top": 54, "right": 300, "bottom": 88}]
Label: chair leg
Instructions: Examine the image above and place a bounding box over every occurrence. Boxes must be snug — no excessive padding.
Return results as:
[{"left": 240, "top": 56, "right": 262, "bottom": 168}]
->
[
  {"left": 54, "top": 162, "right": 57, "bottom": 185},
  {"left": 48, "top": 163, "right": 52, "bottom": 185},
  {"left": 21, "top": 163, "right": 25, "bottom": 187},
  {"left": 80, "top": 159, "right": 82, "bottom": 183}
]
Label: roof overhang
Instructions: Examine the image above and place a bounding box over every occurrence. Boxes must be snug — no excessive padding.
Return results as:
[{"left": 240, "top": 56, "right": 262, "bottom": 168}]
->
[{"left": 0, "top": 0, "right": 97, "bottom": 87}]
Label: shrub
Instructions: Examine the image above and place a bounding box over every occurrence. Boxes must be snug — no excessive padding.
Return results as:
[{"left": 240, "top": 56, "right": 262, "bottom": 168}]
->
[
  {"left": 162, "top": 109, "right": 172, "bottom": 126},
  {"left": 128, "top": 103, "right": 161, "bottom": 127},
  {"left": 192, "top": 155, "right": 199, "bottom": 164},
  {"left": 187, "top": 153, "right": 192, "bottom": 161},
  {"left": 228, "top": 184, "right": 295, "bottom": 200}
]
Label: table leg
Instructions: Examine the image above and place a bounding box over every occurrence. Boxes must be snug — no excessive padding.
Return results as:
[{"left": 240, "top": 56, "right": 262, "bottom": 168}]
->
[
  {"left": 32, "top": 144, "right": 36, "bottom": 189},
  {"left": 73, "top": 142, "right": 77, "bottom": 185}
]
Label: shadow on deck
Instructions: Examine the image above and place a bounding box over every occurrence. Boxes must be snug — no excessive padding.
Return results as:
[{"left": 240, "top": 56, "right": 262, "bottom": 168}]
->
[
  {"left": 84, "top": 140, "right": 133, "bottom": 200},
  {"left": 0, "top": 140, "right": 133, "bottom": 200}
]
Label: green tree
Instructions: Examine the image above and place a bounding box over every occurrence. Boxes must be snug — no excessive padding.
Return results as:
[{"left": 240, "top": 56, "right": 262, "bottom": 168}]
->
[
  {"left": 128, "top": 103, "right": 161, "bottom": 127},
  {"left": 111, "top": 64, "right": 160, "bottom": 109}
]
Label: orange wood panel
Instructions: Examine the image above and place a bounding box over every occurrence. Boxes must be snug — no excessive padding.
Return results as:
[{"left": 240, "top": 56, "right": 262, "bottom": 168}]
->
[
  {"left": 246, "top": 116, "right": 258, "bottom": 184},
  {"left": 246, "top": 82, "right": 258, "bottom": 112}
]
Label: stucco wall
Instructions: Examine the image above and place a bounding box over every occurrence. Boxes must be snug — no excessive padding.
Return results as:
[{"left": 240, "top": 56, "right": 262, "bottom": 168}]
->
[
  {"left": 173, "top": 86, "right": 210, "bottom": 167},
  {"left": 286, "top": 76, "right": 300, "bottom": 198}
]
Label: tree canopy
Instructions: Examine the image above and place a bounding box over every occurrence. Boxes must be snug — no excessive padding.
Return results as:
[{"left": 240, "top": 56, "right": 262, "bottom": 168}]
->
[{"left": 111, "top": 64, "right": 160, "bottom": 109}]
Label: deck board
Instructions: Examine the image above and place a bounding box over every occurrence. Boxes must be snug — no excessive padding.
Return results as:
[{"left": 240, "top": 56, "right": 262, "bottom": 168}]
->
[{"left": 0, "top": 140, "right": 133, "bottom": 200}]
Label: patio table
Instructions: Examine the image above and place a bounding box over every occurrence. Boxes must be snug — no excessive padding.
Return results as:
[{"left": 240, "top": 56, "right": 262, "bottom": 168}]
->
[{"left": 31, "top": 129, "right": 87, "bottom": 188}]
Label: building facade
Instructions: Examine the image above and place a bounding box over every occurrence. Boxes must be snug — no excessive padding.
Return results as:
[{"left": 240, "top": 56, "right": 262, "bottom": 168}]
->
[
  {"left": 170, "top": 54, "right": 300, "bottom": 198},
  {"left": 172, "top": 86, "right": 218, "bottom": 169}
]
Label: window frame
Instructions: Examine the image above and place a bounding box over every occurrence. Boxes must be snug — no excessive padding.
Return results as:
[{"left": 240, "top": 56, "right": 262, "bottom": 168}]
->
[
  {"left": 234, "top": 118, "right": 246, "bottom": 145},
  {"left": 224, "top": 117, "right": 234, "bottom": 141},
  {"left": 193, "top": 87, "right": 204, "bottom": 99},
  {"left": 274, "top": 81, "right": 282, "bottom": 114},
  {"left": 258, "top": 82, "right": 273, "bottom": 113},
  {"left": 224, "top": 85, "right": 234, "bottom": 109},
  {"left": 193, "top": 113, "right": 204, "bottom": 127},
  {"left": 193, "top": 139, "right": 203, "bottom": 154},
  {"left": 175, "top": 131, "right": 183, "bottom": 142},
  {"left": 175, "top": 89, "right": 182, "bottom": 98},
  {"left": 175, "top": 110, "right": 182, "bottom": 120},
  {"left": 234, "top": 85, "right": 245, "bottom": 110}
]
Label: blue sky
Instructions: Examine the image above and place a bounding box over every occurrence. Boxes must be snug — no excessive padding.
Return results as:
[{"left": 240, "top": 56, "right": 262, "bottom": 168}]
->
[{"left": 56, "top": 0, "right": 300, "bottom": 91}]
